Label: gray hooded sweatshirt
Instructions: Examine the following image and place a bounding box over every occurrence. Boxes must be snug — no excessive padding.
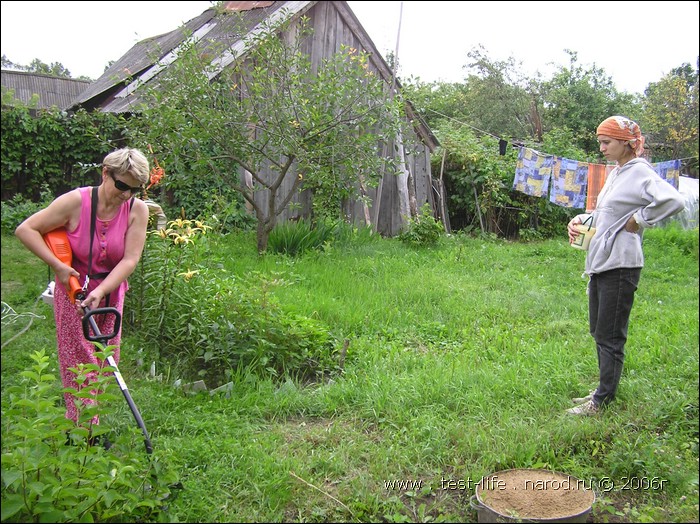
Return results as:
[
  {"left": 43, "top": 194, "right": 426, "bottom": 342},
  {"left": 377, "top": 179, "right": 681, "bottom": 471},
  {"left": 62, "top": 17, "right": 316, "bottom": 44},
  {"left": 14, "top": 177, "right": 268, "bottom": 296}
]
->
[{"left": 576, "top": 158, "right": 685, "bottom": 276}]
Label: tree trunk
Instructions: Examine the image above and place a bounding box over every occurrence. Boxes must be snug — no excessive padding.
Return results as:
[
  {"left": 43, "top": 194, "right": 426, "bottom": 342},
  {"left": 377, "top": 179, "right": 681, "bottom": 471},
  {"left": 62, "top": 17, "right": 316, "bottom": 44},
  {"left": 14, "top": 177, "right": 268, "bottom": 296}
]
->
[{"left": 396, "top": 132, "right": 410, "bottom": 227}]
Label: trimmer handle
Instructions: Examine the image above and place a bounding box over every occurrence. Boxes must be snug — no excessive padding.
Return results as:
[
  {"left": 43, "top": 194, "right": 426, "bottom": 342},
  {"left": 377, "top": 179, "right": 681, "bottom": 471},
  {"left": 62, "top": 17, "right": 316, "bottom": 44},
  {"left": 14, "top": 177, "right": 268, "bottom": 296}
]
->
[
  {"left": 67, "top": 276, "right": 83, "bottom": 303},
  {"left": 82, "top": 306, "right": 121, "bottom": 343}
]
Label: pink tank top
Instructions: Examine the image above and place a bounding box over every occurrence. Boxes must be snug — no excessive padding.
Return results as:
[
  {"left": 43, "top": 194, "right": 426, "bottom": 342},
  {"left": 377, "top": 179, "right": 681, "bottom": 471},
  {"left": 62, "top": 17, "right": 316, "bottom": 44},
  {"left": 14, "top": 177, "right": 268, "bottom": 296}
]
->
[{"left": 66, "top": 186, "right": 132, "bottom": 298}]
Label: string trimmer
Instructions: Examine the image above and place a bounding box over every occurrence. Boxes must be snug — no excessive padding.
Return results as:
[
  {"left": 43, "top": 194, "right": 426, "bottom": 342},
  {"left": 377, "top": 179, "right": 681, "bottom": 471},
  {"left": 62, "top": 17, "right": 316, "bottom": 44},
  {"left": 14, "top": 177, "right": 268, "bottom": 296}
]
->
[{"left": 43, "top": 228, "right": 153, "bottom": 454}]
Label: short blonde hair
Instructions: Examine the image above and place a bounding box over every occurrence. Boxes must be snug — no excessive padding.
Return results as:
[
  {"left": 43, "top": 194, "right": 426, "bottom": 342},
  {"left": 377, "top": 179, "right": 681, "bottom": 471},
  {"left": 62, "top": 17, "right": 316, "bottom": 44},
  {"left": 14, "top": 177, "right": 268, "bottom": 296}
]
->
[{"left": 103, "top": 147, "right": 150, "bottom": 185}]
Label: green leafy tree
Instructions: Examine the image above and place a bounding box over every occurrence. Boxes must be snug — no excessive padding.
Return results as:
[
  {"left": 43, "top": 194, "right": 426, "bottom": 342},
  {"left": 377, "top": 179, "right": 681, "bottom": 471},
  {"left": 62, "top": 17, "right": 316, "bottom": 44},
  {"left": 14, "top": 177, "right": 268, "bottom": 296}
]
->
[
  {"left": 2, "top": 55, "right": 92, "bottom": 81},
  {"left": 458, "top": 46, "right": 536, "bottom": 140},
  {"left": 402, "top": 78, "right": 466, "bottom": 131},
  {"left": 404, "top": 46, "right": 537, "bottom": 141},
  {"left": 538, "top": 50, "right": 640, "bottom": 154},
  {"left": 643, "top": 60, "right": 699, "bottom": 171},
  {"left": 1, "top": 54, "right": 17, "bottom": 69},
  {"left": 26, "top": 58, "right": 72, "bottom": 77},
  {"left": 131, "top": 13, "right": 402, "bottom": 252}
]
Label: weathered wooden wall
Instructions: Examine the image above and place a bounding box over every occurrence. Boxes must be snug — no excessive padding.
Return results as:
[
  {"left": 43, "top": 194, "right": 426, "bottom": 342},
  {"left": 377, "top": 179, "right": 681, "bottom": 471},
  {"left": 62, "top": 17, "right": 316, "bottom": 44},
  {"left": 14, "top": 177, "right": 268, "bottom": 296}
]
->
[{"left": 247, "top": 0, "right": 442, "bottom": 236}]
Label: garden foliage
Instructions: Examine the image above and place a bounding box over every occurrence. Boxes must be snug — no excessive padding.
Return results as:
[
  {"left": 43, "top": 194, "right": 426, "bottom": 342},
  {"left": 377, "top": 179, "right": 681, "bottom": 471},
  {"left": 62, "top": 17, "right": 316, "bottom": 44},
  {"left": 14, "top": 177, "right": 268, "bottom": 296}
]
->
[
  {"left": 1, "top": 349, "right": 178, "bottom": 523},
  {"left": 126, "top": 218, "right": 340, "bottom": 388}
]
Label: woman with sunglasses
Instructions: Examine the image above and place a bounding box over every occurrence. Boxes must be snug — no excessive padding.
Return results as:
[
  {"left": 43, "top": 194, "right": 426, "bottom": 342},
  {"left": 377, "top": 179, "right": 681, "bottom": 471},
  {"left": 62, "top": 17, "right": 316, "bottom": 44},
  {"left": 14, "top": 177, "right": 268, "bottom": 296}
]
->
[{"left": 15, "top": 147, "right": 150, "bottom": 435}]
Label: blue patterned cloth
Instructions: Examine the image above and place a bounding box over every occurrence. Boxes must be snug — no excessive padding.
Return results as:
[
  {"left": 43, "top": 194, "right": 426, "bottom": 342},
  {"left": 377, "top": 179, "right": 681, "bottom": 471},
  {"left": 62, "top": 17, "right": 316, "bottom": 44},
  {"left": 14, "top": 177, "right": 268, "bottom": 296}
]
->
[
  {"left": 512, "top": 149, "right": 683, "bottom": 207},
  {"left": 651, "top": 159, "right": 681, "bottom": 190},
  {"left": 512, "top": 147, "right": 553, "bottom": 198},
  {"left": 549, "top": 157, "right": 589, "bottom": 209}
]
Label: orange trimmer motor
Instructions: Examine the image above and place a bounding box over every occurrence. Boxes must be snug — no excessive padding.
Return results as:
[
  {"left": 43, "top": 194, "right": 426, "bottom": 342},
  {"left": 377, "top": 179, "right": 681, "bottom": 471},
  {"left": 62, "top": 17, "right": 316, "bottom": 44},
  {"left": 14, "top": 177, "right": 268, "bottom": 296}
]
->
[{"left": 43, "top": 228, "right": 83, "bottom": 303}]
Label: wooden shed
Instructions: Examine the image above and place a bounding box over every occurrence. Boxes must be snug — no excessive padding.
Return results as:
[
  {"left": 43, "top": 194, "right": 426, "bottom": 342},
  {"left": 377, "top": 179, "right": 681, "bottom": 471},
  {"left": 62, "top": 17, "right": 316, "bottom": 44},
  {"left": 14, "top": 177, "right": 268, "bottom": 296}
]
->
[{"left": 68, "top": 1, "right": 444, "bottom": 237}]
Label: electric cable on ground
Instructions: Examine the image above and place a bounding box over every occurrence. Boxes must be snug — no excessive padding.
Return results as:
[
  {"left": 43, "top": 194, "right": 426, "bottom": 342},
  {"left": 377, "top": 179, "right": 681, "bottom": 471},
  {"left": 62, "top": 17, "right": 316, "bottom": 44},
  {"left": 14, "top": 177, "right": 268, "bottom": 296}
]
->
[{"left": 1, "top": 296, "right": 46, "bottom": 349}]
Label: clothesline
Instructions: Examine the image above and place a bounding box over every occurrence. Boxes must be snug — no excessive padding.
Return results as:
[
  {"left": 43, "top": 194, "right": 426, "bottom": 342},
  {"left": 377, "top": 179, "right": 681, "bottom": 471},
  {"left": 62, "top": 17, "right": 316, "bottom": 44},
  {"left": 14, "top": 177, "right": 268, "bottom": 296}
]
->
[
  {"left": 426, "top": 108, "right": 696, "bottom": 166},
  {"left": 512, "top": 146, "right": 683, "bottom": 211},
  {"left": 423, "top": 109, "right": 691, "bottom": 210},
  {"left": 426, "top": 109, "right": 502, "bottom": 141}
]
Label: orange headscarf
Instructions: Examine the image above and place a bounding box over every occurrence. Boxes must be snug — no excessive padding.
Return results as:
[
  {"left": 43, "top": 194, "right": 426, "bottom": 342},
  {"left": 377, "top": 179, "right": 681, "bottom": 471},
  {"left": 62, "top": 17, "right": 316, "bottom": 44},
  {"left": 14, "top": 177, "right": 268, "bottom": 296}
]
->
[{"left": 596, "top": 116, "right": 645, "bottom": 157}]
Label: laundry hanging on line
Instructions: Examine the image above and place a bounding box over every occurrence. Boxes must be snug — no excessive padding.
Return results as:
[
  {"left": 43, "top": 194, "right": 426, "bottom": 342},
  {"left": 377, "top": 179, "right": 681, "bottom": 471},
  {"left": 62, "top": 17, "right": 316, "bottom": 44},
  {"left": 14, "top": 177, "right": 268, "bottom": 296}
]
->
[
  {"left": 585, "top": 163, "right": 614, "bottom": 212},
  {"left": 549, "top": 157, "right": 588, "bottom": 210},
  {"left": 512, "top": 147, "right": 552, "bottom": 198},
  {"left": 583, "top": 158, "right": 681, "bottom": 211},
  {"left": 512, "top": 146, "right": 683, "bottom": 210},
  {"left": 651, "top": 159, "right": 681, "bottom": 189}
]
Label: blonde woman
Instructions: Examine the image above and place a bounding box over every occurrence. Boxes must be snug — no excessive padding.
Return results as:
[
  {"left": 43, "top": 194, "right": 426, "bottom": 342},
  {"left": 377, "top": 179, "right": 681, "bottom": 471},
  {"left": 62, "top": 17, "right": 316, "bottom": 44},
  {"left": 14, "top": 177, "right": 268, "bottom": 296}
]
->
[{"left": 16, "top": 148, "right": 150, "bottom": 431}]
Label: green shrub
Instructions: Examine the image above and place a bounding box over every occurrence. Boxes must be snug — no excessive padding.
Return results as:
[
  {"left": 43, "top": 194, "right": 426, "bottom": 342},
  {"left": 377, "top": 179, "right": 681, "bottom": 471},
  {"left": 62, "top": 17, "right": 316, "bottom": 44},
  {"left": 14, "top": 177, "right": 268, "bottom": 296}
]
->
[
  {"left": 1, "top": 105, "right": 127, "bottom": 202},
  {"left": 268, "top": 218, "right": 338, "bottom": 256},
  {"left": 187, "top": 272, "right": 339, "bottom": 386},
  {"left": 645, "top": 222, "right": 699, "bottom": 258},
  {"left": 398, "top": 202, "right": 444, "bottom": 247},
  {"left": 126, "top": 220, "right": 339, "bottom": 387},
  {"left": 1, "top": 184, "right": 53, "bottom": 234},
  {"left": 199, "top": 193, "right": 256, "bottom": 234},
  {"left": 333, "top": 220, "right": 379, "bottom": 247},
  {"left": 1, "top": 349, "right": 179, "bottom": 523}
]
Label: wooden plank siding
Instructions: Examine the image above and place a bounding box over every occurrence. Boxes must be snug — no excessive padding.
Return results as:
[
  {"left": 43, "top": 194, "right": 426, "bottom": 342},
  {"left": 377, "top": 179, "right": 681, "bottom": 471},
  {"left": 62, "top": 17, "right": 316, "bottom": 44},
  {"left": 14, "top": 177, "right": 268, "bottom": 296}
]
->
[{"left": 273, "top": 0, "right": 440, "bottom": 235}]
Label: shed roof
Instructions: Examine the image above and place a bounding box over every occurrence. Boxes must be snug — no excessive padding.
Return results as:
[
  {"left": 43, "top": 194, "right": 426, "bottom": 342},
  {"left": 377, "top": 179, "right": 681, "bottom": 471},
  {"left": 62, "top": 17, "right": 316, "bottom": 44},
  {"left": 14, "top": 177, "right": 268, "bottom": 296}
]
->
[
  {"left": 68, "top": 0, "right": 438, "bottom": 150},
  {"left": 1, "top": 69, "right": 91, "bottom": 110},
  {"left": 69, "top": 1, "right": 306, "bottom": 114}
]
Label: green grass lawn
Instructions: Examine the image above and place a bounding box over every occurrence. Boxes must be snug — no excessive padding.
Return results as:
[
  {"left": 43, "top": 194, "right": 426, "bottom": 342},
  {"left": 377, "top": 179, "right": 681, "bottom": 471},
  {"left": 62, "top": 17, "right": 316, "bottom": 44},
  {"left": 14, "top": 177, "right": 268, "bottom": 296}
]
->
[{"left": 2, "top": 227, "right": 698, "bottom": 522}]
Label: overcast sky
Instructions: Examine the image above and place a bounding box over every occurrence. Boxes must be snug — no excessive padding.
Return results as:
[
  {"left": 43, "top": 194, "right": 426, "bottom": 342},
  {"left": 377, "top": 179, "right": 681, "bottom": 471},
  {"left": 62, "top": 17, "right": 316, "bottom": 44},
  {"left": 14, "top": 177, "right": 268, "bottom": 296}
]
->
[{"left": 1, "top": 1, "right": 698, "bottom": 94}]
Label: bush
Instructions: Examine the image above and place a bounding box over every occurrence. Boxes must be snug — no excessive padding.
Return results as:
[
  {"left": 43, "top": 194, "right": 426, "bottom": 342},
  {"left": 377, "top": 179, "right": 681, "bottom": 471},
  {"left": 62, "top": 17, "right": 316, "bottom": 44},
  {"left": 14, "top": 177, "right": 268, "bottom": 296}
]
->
[
  {"left": 1, "top": 184, "right": 53, "bottom": 234},
  {"left": 645, "top": 222, "right": 699, "bottom": 258},
  {"left": 190, "top": 273, "right": 339, "bottom": 386},
  {"left": 126, "top": 220, "right": 340, "bottom": 387},
  {"left": 1, "top": 105, "right": 127, "bottom": 202},
  {"left": 267, "top": 218, "right": 338, "bottom": 256},
  {"left": 0, "top": 349, "right": 179, "bottom": 523},
  {"left": 398, "top": 203, "right": 444, "bottom": 247}
]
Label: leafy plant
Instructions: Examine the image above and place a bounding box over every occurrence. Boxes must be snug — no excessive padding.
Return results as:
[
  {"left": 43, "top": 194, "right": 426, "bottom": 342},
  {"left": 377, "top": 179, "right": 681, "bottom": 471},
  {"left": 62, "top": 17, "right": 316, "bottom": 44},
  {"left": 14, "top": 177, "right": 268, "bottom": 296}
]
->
[
  {"left": 268, "top": 218, "right": 338, "bottom": 256},
  {"left": 1, "top": 103, "right": 127, "bottom": 202},
  {"left": 126, "top": 218, "right": 339, "bottom": 387},
  {"left": 398, "top": 203, "right": 444, "bottom": 247},
  {"left": 645, "top": 221, "right": 699, "bottom": 257},
  {"left": 0, "top": 183, "right": 53, "bottom": 234},
  {"left": 127, "top": 217, "right": 213, "bottom": 352},
  {"left": 1, "top": 349, "right": 178, "bottom": 523}
]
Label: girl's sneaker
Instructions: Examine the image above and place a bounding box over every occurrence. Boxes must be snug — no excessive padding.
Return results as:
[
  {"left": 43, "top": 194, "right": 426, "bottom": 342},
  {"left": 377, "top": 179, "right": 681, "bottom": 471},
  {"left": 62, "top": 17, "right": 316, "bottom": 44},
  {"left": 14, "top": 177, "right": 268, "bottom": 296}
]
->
[
  {"left": 572, "top": 389, "right": 596, "bottom": 404},
  {"left": 565, "top": 399, "right": 599, "bottom": 416}
]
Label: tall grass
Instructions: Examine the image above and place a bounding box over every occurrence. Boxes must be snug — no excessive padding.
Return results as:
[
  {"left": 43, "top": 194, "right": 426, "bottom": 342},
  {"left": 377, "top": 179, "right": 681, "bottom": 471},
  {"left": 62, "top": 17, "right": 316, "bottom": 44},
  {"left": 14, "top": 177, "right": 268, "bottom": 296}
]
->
[{"left": 2, "top": 225, "right": 698, "bottom": 522}]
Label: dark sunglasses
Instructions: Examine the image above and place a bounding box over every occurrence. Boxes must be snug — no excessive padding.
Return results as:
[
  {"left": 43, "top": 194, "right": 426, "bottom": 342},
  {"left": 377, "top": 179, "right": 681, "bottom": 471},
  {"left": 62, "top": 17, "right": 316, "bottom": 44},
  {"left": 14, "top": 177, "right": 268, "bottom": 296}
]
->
[{"left": 109, "top": 172, "right": 142, "bottom": 194}]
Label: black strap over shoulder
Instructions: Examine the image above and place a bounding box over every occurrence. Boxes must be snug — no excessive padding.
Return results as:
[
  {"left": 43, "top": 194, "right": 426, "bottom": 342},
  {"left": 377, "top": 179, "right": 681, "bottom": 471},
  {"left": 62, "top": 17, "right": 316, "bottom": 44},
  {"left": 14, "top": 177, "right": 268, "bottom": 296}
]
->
[
  {"left": 88, "top": 186, "right": 97, "bottom": 279},
  {"left": 88, "top": 186, "right": 111, "bottom": 307}
]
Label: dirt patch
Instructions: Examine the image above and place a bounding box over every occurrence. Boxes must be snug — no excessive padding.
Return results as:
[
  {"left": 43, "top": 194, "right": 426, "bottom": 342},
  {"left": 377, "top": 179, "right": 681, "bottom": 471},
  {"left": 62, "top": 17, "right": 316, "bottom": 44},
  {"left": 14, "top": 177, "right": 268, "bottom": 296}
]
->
[{"left": 476, "top": 469, "right": 594, "bottom": 520}]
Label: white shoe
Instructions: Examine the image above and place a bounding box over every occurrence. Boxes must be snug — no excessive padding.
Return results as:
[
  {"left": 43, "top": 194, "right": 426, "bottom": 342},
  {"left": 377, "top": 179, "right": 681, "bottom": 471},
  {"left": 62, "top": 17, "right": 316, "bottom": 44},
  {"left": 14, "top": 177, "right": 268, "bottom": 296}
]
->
[
  {"left": 572, "top": 389, "right": 596, "bottom": 404},
  {"left": 566, "top": 400, "right": 599, "bottom": 416}
]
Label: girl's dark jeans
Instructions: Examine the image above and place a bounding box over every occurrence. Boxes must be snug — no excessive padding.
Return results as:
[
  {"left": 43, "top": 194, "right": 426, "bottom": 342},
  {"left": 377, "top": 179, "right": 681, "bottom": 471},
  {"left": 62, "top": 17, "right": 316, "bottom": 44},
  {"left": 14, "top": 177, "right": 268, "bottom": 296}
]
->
[{"left": 588, "top": 267, "right": 642, "bottom": 407}]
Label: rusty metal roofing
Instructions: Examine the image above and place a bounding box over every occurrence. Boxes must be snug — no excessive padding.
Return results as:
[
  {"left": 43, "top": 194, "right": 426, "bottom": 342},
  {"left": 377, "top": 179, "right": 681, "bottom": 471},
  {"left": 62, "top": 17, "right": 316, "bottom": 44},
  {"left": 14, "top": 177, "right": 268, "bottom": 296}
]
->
[
  {"left": 222, "top": 1, "right": 275, "bottom": 11},
  {"left": 64, "top": 0, "right": 437, "bottom": 149},
  {"left": 1, "top": 69, "right": 90, "bottom": 110}
]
